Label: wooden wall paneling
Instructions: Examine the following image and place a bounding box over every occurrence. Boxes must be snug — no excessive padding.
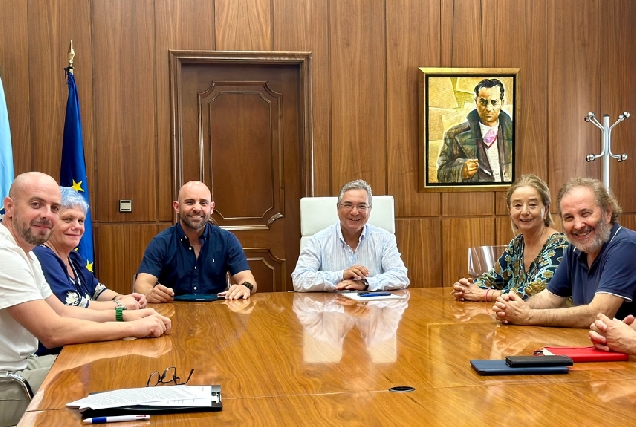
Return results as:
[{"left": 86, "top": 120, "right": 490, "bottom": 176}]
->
[
  {"left": 276, "top": 60, "right": 306, "bottom": 289},
  {"left": 273, "top": 0, "right": 331, "bottom": 196},
  {"left": 494, "top": 191, "right": 507, "bottom": 215},
  {"left": 396, "top": 218, "right": 442, "bottom": 288},
  {"left": 601, "top": 0, "right": 636, "bottom": 213},
  {"left": 329, "top": 0, "right": 386, "bottom": 195},
  {"left": 95, "top": 224, "right": 163, "bottom": 296},
  {"left": 156, "top": 0, "right": 216, "bottom": 51},
  {"left": 214, "top": 0, "right": 272, "bottom": 51},
  {"left": 92, "top": 223, "right": 99, "bottom": 277},
  {"left": 547, "top": 0, "right": 601, "bottom": 203},
  {"left": 491, "top": 0, "right": 548, "bottom": 181},
  {"left": 440, "top": 0, "right": 495, "bottom": 215},
  {"left": 27, "top": 0, "right": 94, "bottom": 186},
  {"left": 552, "top": 215, "right": 564, "bottom": 233},
  {"left": 442, "top": 217, "right": 496, "bottom": 286},
  {"left": 92, "top": 0, "right": 156, "bottom": 222},
  {"left": 439, "top": 0, "right": 454, "bottom": 67},
  {"left": 4, "top": 0, "right": 633, "bottom": 295},
  {"left": 441, "top": 192, "right": 494, "bottom": 216},
  {"left": 386, "top": 0, "right": 442, "bottom": 217},
  {"left": 27, "top": 0, "right": 63, "bottom": 177},
  {"left": 620, "top": 214, "right": 636, "bottom": 232},
  {"left": 449, "top": 0, "right": 482, "bottom": 68},
  {"left": 480, "top": 0, "right": 496, "bottom": 68},
  {"left": 495, "top": 216, "right": 514, "bottom": 246},
  {"left": 155, "top": 0, "right": 216, "bottom": 221},
  {"left": 0, "top": 0, "right": 31, "bottom": 174}
]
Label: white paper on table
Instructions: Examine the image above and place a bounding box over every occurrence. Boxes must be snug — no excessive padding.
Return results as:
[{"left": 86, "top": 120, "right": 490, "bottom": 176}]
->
[{"left": 67, "top": 385, "right": 213, "bottom": 410}]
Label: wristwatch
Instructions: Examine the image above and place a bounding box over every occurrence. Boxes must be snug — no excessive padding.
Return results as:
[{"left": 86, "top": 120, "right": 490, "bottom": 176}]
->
[
  {"left": 114, "top": 300, "right": 127, "bottom": 310},
  {"left": 361, "top": 279, "right": 369, "bottom": 291},
  {"left": 241, "top": 281, "right": 254, "bottom": 293}
]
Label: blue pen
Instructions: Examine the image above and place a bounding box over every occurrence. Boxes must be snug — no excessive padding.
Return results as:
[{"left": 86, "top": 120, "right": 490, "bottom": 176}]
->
[
  {"left": 359, "top": 292, "right": 391, "bottom": 297},
  {"left": 83, "top": 415, "right": 150, "bottom": 424}
]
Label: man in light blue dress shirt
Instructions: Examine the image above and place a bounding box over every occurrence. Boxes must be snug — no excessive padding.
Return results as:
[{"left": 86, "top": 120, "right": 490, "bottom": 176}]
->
[{"left": 292, "top": 180, "right": 409, "bottom": 292}]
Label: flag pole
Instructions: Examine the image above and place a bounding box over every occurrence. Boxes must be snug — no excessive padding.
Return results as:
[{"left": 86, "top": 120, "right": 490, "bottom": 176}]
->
[
  {"left": 68, "top": 40, "right": 74, "bottom": 74},
  {"left": 61, "top": 39, "right": 95, "bottom": 271}
]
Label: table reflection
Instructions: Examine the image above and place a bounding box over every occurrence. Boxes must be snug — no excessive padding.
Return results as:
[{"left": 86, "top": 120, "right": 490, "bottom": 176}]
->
[{"left": 293, "top": 292, "right": 409, "bottom": 363}]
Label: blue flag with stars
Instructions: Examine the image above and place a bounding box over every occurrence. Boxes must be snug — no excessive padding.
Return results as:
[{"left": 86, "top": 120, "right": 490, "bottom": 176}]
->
[
  {"left": 60, "top": 69, "right": 94, "bottom": 272},
  {"left": 0, "top": 75, "right": 14, "bottom": 223}
]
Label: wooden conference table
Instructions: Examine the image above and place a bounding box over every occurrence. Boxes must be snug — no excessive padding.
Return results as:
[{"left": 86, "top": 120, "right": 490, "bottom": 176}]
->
[{"left": 19, "top": 288, "right": 636, "bottom": 426}]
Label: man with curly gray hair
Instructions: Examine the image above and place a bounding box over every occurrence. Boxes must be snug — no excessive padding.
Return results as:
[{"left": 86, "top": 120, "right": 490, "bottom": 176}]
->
[{"left": 493, "top": 177, "right": 636, "bottom": 328}]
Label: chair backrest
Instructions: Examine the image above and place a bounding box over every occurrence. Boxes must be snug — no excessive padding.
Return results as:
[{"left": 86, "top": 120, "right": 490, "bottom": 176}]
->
[
  {"left": 300, "top": 196, "right": 395, "bottom": 250},
  {"left": 467, "top": 245, "right": 507, "bottom": 278}
]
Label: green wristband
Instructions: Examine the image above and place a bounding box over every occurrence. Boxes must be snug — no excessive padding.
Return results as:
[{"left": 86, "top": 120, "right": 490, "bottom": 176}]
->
[{"left": 115, "top": 306, "right": 124, "bottom": 322}]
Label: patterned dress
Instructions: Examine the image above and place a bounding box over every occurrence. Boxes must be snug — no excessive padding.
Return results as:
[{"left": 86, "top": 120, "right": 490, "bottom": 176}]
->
[
  {"left": 475, "top": 233, "right": 569, "bottom": 300},
  {"left": 33, "top": 245, "right": 107, "bottom": 307}
]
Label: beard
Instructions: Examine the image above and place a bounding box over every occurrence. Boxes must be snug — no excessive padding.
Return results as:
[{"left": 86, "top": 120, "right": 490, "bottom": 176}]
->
[
  {"left": 569, "top": 218, "right": 612, "bottom": 254},
  {"left": 180, "top": 210, "right": 210, "bottom": 231},
  {"left": 15, "top": 217, "right": 54, "bottom": 246}
]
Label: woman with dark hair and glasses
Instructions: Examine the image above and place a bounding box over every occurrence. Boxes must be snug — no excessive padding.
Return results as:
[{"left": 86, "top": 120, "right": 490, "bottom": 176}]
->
[
  {"left": 451, "top": 174, "right": 569, "bottom": 302},
  {"left": 33, "top": 187, "right": 146, "bottom": 311}
]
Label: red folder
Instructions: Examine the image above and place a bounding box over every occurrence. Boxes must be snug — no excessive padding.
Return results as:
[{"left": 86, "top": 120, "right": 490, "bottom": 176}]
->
[{"left": 542, "top": 346, "right": 629, "bottom": 362}]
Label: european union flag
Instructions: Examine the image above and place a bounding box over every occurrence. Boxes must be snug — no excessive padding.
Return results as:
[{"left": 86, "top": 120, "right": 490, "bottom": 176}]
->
[
  {"left": 61, "top": 69, "right": 94, "bottom": 271},
  {"left": 0, "top": 75, "right": 14, "bottom": 222}
]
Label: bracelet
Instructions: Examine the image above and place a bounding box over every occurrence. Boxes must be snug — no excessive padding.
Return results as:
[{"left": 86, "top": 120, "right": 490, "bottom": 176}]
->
[
  {"left": 484, "top": 289, "right": 490, "bottom": 302},
  {"left": 112, "top": 294, "right": 121, "bottom": 301},
  {"left": 114, "top": 299, "right": 127, "bottom": 310},
  {"left": 115, "top": 306, "right": 124, "bottom": 322}
]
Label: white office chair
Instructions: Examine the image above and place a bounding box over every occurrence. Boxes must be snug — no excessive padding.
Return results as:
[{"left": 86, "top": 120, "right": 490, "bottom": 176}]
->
[{"left": 300, "top": 196, "right": 395, "bottom": 250}]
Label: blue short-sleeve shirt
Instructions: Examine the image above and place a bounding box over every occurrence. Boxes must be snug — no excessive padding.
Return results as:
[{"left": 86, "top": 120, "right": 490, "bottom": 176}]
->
[
  {"left": 137, "top": 222, "right": 250, "bottom": 295},
  {"left": 547, "top": 223, "right": 636, "bottom": 320}
]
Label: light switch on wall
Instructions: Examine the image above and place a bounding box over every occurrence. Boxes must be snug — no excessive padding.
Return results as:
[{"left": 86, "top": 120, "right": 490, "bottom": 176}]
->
[{"left": 119, "top": 200, "right": 132, "bottom": 213}]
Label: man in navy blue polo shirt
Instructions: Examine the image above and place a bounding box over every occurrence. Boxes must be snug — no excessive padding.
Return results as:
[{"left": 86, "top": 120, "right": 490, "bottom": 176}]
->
[
  {"left": 135, "top": 181, "right": 257, "bottom": 302},
  {"left": 493, "top": 177, "right": 636, "bottom": 328}
]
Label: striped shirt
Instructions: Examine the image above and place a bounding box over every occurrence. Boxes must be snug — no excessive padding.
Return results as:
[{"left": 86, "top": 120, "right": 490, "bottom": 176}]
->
[{"left": 292, "top": 222, "right": 409, "bottom": 292}]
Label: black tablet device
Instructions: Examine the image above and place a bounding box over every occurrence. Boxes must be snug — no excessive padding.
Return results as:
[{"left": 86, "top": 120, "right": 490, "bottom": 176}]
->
[{"left": 173, "top": 294, "right": 223, "bottom": 302}]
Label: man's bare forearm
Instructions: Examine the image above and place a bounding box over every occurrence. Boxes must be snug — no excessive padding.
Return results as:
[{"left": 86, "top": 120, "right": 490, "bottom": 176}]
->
[
  {"left": 528, "top": 305, "right": 604, "bottom": 328},
  {"left": 526, "top": 290, "right": 566, "bottom": 309}
]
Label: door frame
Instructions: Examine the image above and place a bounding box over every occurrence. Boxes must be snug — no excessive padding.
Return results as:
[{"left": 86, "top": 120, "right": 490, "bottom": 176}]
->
[{"left": 168, "top": 50, "right": 314, "bottom": 201}]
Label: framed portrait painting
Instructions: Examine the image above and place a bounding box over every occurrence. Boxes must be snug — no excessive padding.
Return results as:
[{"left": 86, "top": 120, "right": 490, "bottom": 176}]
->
[{"left": 418, "top": 68, "right": 519, "bottom": 192}]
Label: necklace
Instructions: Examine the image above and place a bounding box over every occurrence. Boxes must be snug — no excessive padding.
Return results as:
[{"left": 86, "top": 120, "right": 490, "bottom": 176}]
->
[
  {"left": 44, "top": 243, "right": 91, "bottom": 295},
  {"left": 43, "top": 243, "right": 74, "bottom": 277}
]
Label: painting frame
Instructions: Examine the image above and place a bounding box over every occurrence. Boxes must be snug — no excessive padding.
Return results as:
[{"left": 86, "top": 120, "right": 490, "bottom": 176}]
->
[{"left": 418, "top": 67, "right": 520, "bottom": 192}]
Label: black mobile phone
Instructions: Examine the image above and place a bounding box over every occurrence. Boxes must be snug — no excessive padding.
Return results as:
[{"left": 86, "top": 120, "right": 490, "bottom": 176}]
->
[{"left": 505, "top": 355, "right": 573, "bottom": 367}]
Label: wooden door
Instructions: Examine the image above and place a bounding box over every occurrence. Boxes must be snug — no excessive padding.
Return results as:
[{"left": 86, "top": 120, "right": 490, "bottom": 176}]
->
[{"left": 170, "top": 51, "right": 313, "bottom": 292}]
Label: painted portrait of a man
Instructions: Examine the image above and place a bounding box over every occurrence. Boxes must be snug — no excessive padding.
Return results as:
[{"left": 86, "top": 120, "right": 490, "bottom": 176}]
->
[{"left": 436, "top": 78, "right": 513, "bottom": 183}]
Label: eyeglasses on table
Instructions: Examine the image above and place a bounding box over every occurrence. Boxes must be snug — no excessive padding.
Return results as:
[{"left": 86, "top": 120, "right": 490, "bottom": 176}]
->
[{"left": 146, "top": 366, "right": 194, "bottom": 387}]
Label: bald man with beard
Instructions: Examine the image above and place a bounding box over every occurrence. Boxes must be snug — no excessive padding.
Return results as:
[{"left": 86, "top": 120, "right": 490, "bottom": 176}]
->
[
  {"left": 0, "top": 172, "right": 171, "bottom": 426},
  {"left": 135, "top": 181, "right": 257, "bottom": 302}
]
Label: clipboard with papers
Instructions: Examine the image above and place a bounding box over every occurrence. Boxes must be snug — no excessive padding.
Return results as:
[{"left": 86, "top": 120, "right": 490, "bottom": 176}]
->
[{"left": 68, "top": 384, "right": 222, "bottom": 418}]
